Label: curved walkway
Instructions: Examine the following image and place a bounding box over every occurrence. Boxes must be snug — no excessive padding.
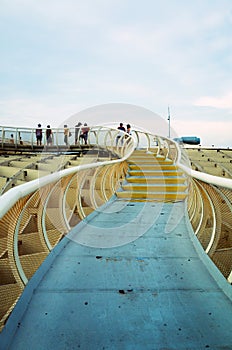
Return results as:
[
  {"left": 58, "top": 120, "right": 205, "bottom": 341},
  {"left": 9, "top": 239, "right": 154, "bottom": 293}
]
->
[{"left": 1, "top": 197, "right": 232, "bottom": 349}]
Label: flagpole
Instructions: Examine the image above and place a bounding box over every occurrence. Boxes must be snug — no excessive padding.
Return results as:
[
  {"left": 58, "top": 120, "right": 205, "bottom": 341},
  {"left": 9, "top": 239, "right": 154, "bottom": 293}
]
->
[{"left": 167, "top": 106, "right": 171, "bottom": 138}]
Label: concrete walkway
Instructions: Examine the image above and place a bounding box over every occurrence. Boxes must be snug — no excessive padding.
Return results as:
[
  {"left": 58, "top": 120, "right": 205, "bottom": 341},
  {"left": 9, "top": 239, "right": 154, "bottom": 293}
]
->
[{"left": 1, "top": 198, "right": 232, "bottom": 349}]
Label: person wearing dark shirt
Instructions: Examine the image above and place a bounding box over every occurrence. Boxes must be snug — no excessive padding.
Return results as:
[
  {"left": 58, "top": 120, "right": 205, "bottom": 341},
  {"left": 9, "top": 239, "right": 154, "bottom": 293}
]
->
[
  {"left": 46, "top": 125, "right": 53, "bottom": 146},
  {"left": 116, "top": 122, "right": 126, "bottom": 146},
  {"left": 126, "top": 124, "right": 131, "bottom": 135},
  {"left": 75, "top": 122, "right": 82, "bottom": 145},
  {"left": 80, "top": 123, "right": 89, "bottom": 145},
  {"left": 36, "top": 124, "right": 43, "bottom": 145}
]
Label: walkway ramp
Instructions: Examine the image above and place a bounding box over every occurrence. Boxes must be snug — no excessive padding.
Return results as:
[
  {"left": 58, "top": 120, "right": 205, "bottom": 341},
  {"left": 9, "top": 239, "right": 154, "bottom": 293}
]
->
[{"left": 1, "top": 152, "right": 232, "bottom": 349}]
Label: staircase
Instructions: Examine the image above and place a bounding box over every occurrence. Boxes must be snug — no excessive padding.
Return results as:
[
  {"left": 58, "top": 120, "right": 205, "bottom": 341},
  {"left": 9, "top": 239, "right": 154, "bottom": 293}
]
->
[{"left": 116, "top": 150, "right": 188, "bottom": 202}]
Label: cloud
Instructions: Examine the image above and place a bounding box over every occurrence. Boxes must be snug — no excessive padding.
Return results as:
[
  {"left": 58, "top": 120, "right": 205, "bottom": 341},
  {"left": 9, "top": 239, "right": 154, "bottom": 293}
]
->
[
  {"left": 0, "top": 0, "right": 117, "bottom": 28},
  {"left": 195, "top": 91, "right": 232, "bottom": 110},
  {"left": 0, "top": 1, "right": 232, "bottom": 147},
  {"left": 0, "top": 98, "right": 83, "bottom": 127}
]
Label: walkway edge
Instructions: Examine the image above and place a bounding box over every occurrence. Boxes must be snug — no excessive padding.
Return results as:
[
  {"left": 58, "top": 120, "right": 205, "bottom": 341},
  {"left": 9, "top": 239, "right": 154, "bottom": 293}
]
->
[
  {"left": 184, "top": 204, "right": 232, "bottom": 301},
  {"left": 0, "top": 235, "right": 70, "bottom": 350}
]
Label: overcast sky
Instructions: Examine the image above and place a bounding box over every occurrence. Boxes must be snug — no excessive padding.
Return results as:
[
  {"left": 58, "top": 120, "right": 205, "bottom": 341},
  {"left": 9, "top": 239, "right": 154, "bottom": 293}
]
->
[{"left": 0, "top": 0, "right": 232, "bottom": 147}]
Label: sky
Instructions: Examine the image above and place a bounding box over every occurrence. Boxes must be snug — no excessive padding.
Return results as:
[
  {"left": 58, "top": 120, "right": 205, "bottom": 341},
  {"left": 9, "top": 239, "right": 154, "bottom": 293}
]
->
[{"left": 0, "top": 0, "right": 232, "bottom": 147}]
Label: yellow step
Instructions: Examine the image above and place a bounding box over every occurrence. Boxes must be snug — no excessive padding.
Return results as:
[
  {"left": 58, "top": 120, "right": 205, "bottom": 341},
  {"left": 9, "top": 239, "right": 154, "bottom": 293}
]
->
[
  {"left": 126, "top": 176, "right": 186, "bottom": 184},
  {"left": 129, "top": 164, "right": 177, "bottom": 170},
  {"left": 128, "top": 170, "right": 183, "bottom": 176},
  {"left": 122, "top": 184, "right": 187, "bottom": 192},
  {"left": 122, "top": 151, "right": 188, "bottom": 202},
  {"left": 116, "top": 191, "right": 187, "bottom": 201},
  {"left": 132, "top": 149, "right": 158, "bottom": 155},
  {"left": 128, "top": 157, "right": 173, "bottom": 165}
]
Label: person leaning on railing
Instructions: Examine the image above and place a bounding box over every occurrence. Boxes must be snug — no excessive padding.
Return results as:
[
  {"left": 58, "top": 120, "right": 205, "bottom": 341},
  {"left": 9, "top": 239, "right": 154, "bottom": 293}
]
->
[{"left": 79, "top": 123, "right": 89, "bottom": 145}]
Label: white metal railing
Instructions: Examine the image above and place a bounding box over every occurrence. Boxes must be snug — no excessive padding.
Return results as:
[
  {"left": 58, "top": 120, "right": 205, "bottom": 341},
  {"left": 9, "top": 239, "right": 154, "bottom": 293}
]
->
[
  {"left": 2, "top": 124, "right": 232, "bottom": 220},
  {"left": 1, "top": 124, "right": 232, "bottom": 332},
  {"left": 0, "top": 124, "right": 185, "bottom": 161},
  {"left": 0, "top": 125, "right": 136, "bottom": 302},
  {"left": 0, "top": 126, "right": 135, "bottom": 219},
  {"left": 0, "top": 125, "right": 190, "bottom": 217},
  {"left": 0, "top": 125, "right": 162, "bottom": 150},
  {"left": 0, "top": 127, "right": 184, "bottom": 290},
  {"left": 176, "top": 144, "right": 232, "bottom": 282},
  {"left": 1, "top": 127, "right": 232, "bottom": 249}
]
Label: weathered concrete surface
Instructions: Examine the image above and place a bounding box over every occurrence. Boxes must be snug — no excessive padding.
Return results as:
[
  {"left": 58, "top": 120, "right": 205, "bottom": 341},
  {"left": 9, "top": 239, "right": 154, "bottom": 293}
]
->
[{"left": 1, "top": 199, "right": 232, "bottom": 349}]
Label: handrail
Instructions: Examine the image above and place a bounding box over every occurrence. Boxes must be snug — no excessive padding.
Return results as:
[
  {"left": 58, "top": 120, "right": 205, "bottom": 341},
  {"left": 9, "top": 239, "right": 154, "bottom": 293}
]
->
[
  {"left": 177, "top": 144, "right": 232, "bottom": 282},
  {"left": 1, "top": 127, "right": 232, "bottom": 247},
  {"left": 0, "top": 126, "right": 186, "bottom": 219},
  {"left": 190, "top": 180, "right": 204, "bottom": 234},
  {"left": 1, "top": 123, "right": 232, "bottom": 332},
  {"left": 1, "top": 125, "right": 232, "bottom": 211},
  {"left": 0, "top": 126, "right": 135, "bottom": 219},
  {"left": 3, "top": 125, "right": 232, "bottom": 218},
  {"left": 178, "top": 163, "right": 232, "bottom": 190},
  {"left": 196, "top": 181, "right": 217, "bottom": 254}
]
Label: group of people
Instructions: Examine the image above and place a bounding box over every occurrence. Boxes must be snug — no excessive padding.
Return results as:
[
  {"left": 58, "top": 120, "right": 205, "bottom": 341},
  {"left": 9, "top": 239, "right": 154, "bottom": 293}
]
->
[
  {"left": 35, "top": 124, "right": 52, "bottom": 146},
  {"left": 75, "top": 122, "right": 90, "bottom": 145},
  {"left": 9, "top": 122, "right": 130, "bottom": 147},
  {"left": 9, "top": 133, "right": 23, "bottom": 145},
  {"left": 35, "top": 122, "right": 90, "bottom": 146},
  {"left": 116, "top": 122, "right": 132, "bottom": 146}
]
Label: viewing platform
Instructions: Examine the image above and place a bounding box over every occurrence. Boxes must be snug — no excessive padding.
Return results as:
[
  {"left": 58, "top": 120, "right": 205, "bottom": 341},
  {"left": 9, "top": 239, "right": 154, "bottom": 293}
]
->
[{"left": 0, "top": 125, "right": 232, "bottom": 349}]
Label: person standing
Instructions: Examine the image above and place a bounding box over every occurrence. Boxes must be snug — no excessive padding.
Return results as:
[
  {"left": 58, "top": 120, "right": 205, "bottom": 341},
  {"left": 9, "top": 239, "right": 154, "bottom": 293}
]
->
[
  {"left": 80, "top": 123, "right": 89, "bottom": 145},
  {"left": 126, "top": 124, "right": 132, "bottom": 135},
  {"left": 36, "top": 124, "right": 43, "bottom": 145},
  {"left": 75, "top": 122, "right": 82, "bottom": 145},
  {"left": 124, "top": 123, "right": 132, "bottom": 141},
  {"left": 46, "top": 125, "right": 53, "bottom": 146},
  {"left": 64, "top": 124, "right": 69, "bottom": 146},
  {"left": 116, "top": 122, "right": 126, "bottom": 146}
]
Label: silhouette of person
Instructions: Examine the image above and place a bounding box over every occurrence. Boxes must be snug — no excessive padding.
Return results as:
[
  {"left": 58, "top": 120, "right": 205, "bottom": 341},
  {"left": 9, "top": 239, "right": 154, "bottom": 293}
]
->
[
  {"left": 46, "top": 125, "right": 53, "bottom": 146},
  {"left": 75, "top": 122, "right": 82, "bottom": 145},
  {"left": 80, "top": 123, "right": 89, "bottom": 145},
  {"left": 126, "top": 124, "right": 131, "bottom": 135},
  {"left": 64, "top": 124, "right": 69, "bottom": 146},
  {"left": 116, "top": 123, "right": 126, "bottom": 146},
  {"left": 36, "top": 124, "right": 43, "bottom": 145}
]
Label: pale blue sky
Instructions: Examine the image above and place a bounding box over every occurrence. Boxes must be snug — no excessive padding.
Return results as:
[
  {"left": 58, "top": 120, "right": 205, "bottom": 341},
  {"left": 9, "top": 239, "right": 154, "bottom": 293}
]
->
[{"left": 0, "top": 0, "right": 232, "bottom": 147}]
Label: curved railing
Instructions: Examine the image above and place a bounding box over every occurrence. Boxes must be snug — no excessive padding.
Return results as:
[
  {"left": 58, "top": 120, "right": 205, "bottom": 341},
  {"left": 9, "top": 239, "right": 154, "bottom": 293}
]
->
[
  {"left": 177, "top": 153, "right": 232, "bottom": 283},
  {"left": 0, "top": 125, "right": 169, "bottom": 150},
  {"left": 0, "top": 124, "right": 232, "bottom": 331},
  {"left": 0, "top": 125, "right": 136, "bottom": 330},
  {"left": 0, "top": 125, "right": 179, "bottom": 328},
  {"left": 0, "top": 124, "right": 189, "bottom": 162}
]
